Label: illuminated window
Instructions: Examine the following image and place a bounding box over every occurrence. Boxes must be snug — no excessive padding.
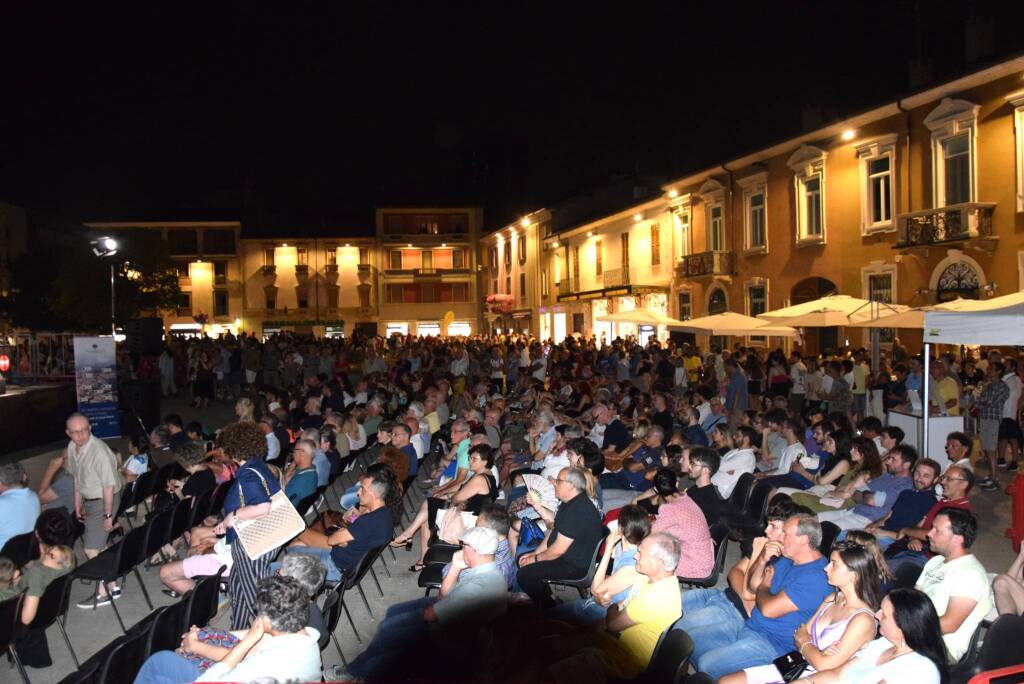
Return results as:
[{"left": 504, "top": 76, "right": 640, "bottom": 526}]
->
[
  {"left": 518, "top": 235, "right": 527, "bottom": 264},
  {"left": 390, "top": 251, "right": 403, "bottom": 269},
  {"left": 924, "top": 98, "right": 979, "bottom": 208},
  {"left": 325, "top": 248, "right": 337, "bottom": 265},
  {"left": 746, "top": 283, "right": 767, "bottom": 344},
  {"left": 738, "top": 171, "right": 768, "bottom": 252},
  {"left": 595, "top": 240, "right": 603, "bottom": 276},
  {"left": 621, "top": 233, "right": 629, "bottom": 270},
  {"left": 520, "top": 273, "right": 527, "bottom": 301},
  {"left": 787, "top": 145, "right": 828, "bottom": 244},
  {"left": 263, "top": 248, "right": 275, "bottom": 266},
  {"left": 650, "top": 223, "right": 660, "bottom": 266},
  {"left": 856, "top": 134, "right": 897, "bottom": 234},
  {"left": 296, "top": 247, "right": 308, "bottom": 266},
  {"left": 541, "top": 270, "right": 549, "bottom": 297}
]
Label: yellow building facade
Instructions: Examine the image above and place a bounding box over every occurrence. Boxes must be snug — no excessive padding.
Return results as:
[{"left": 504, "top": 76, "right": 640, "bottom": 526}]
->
[{"left": 518, "top": 56, "right": 1024, "bottom": 352}]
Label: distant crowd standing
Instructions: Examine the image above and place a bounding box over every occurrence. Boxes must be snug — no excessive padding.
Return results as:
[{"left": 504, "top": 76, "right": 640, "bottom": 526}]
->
[{"left": 2, "top": 328, "right": 1022, "bottom": 682}]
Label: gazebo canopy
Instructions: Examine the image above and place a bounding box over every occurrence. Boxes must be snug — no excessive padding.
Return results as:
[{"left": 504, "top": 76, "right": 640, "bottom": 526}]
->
[
  {"left": 668, "top": 311, "right": 799, "bottom": 338},
  {"left": 595, "top": 310, "right": 688, "bottom": 326},
  {"left": 759, "top": 294, "right": 908, "bottom": 327}
]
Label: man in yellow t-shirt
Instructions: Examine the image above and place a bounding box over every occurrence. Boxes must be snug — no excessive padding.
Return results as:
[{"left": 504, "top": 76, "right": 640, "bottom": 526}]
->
[
  {"left": 547, "top": 532, "right": 683, "bottom": 680},
  {"left": 933, "top": 362, "right": 961, "bottom": 416},
  {"left": 684, "top": 348, "right": 702, "bottom": 386}
]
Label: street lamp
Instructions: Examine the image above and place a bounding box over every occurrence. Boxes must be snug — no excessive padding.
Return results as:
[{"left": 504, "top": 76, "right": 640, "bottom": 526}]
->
[{"left": 90, "top": 236, "right": 119, "bottom": 337}]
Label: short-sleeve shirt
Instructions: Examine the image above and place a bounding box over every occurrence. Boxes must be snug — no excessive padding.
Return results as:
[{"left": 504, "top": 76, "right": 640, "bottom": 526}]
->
[
  {"left": 442, "top": 439, "right": 471, "bottom": 480},
  {"left": 652, "top": 494, "right": 715, "bottom": 578},
  {"left": 400, "top": 443, "right": 419, "bottom": 476},
  {"left": 686, "top": 484, "right": 721, "bottom": 526},
  {"left": 852, "top": 474, "right": 913, "bottom": 521},
  {"left": 67, "top": 435, "right": 123, "bottom": 499},
  {"left": 938, "top": 377, "right": 960, "bottom": 416},
  {"left": 330, "top": 506, "right": 393, "bottom": 576},
  {"left": 882, "top": 488, "right": 938, "bottom": 532},
  {"left": 916, "top": 553, "right": 993, "bottom": 661},
  {"left": 0, "top": 488, "right": 41, "bottom": 551},
  {"left": 23, "top": 562, "right": 69, "bottom": 598},
  {"left": 222, "top": 461, "right": 281, "bottom": 543},
  {"left": 285, "top": 467, "right": 318, "bottom": 507},
  {"left": 432, "top": 562, "right": 508, "bottom": 627},
  {"left": 842, "top": 637, "right": 940, "bottom": 684},
  {"left": 610, "top": 577, "right": 682, "bottom": 677},
  {"left": 622, "top": 446, "right": 663, "bottom": 489},
  {"left": 602, "top": 420, "right": 632, "bottom": 453},
  {"left": 549, "top": 493, "right": 603, "bottom": 571},
  {"left": 42, "top": 470, "right": 76, "bottom": 514},
  {"left": 748, "top": 556, "right": 832, "bottom": 655}
]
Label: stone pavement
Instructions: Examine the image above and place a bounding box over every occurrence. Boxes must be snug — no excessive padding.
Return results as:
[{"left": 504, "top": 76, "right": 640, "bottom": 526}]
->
[{"left": 1, "top": 395, "right": 1020, "bottom": 682}]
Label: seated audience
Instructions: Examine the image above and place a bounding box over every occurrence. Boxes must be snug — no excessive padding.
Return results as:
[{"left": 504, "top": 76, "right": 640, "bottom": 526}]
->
[
  {"left": 281, "top": 438, "right": 318, "bottom": 507},
  {"left": 818, "top": 443, "right": 915, "bottom": 531},
  {"left": 790, "top": 436, "right": 884, "bottom": 513},
  {"left": 651, "top": 474, "right": 715, "bottom": 579},
  {"left": 673, "top": 513, "right": 832, "bottom": 681},
  {"left": 712, "top": 426, "right": 758, "bottom": 499},
  {"left": 859, "top": 457, "right": 941, "bottom": 550},
  {"left": 684, "top": 446, "right": 722, "bottom": 525},
  {"left": 0, "top": 463, "right": 40, "bottom": 551}
]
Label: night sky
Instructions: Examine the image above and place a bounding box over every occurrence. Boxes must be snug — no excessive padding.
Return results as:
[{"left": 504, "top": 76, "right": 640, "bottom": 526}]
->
[{"left": 3, "top": 1, "right": 1023, "bottom": 233}]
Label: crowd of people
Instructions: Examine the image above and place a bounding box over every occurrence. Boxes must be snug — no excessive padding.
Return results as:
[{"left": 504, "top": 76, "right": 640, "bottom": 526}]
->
[{"left": 2, "top": 328, "right": 1024, "bottom": 682}]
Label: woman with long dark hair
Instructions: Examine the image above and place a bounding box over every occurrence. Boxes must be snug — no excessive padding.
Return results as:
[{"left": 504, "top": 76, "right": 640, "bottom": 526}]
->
[{"left": 803, "top": 587, "right": 948, "bottom": 684}]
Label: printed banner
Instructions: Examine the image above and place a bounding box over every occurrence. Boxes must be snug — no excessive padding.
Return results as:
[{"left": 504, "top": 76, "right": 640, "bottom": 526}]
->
[{"left": 73, "top": 336, "right": 121, "bottom": 439}]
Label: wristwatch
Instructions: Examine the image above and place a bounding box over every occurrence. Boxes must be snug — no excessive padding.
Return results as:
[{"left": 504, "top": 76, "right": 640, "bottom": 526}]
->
[{"left": 104, "top": 513, "right": 113, "bottom": 519}]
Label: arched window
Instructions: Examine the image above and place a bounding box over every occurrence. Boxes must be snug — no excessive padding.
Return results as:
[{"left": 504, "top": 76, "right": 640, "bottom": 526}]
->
[
  {"left": 936, "top": 261, "right": 980, "bottom": 301},
  {"left": 708, "top": 287, "right": 728, "bottom": 314}
]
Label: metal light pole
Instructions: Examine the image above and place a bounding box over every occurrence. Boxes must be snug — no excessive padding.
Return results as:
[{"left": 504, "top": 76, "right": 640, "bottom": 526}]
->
[{"left": 91, "top": 237, "right": 120, "bottom": 337}]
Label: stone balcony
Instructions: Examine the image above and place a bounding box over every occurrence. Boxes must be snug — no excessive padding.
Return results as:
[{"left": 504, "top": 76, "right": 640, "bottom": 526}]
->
[
  {"left": 676, "top": 250, "right": 734, "bottom": 278},
  {"left": 895, "top": 202, "right": 996, "bottom": 249}
]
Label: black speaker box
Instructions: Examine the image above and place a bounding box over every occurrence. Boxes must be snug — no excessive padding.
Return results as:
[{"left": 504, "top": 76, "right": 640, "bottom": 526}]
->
[{"left": 124, "top": 317, "right": 164, "bottom": 357}]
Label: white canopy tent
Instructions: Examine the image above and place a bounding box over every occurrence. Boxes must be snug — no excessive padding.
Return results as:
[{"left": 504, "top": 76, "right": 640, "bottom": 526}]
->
[
  {"left": 846, "top": 298, "right": 975, "bottom": 329},
  {"left": 667, "top": 311, "right": 800, "bottom": 338},
  {"left": 918, "top": 292, "right": 1024, "bottom": 455}
]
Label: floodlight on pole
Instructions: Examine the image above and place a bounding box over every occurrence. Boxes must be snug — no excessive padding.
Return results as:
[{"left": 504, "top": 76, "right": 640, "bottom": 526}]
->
[{"left": 90, "top": 236, "right": 120, "bottom": 337}]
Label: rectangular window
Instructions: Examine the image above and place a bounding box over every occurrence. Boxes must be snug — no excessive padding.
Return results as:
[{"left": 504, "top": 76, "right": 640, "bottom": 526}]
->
[
  {"left": 327, "top": 287, "right": 340, "bottom": 309},
  {"left": 432, "top": 248, "right": 453, "bottom": 269},
  {"left": 421, "top": 250, "right": 433, "bottom": 270},
  {"left": 175, "top": 261, "right": 190, "bottom": 279},
  {"left": 621, "top": 233, "right": 629, "bottom": 270},
  {"left": 747, "top": 285, "right": 767, "bottom": 343},
  {"left": 520, "top": 273, "right": 527, "bottom": 301},
  {"left": 265, "top": 291, "right": 276, "bottom": 310},
  {"left": 167, "top": 229, "right": 198, "bottom": 255},
  {"left": 503, "top": 242, "right": 512, "bottom": 269},
  {"left": 675, "top": 210, "right": 691, "bottom": 257},
  {"left": 541, "top": 270, "right": 549, "bottom": 297},
  {"left": 296, "top": 247, "right": 308, "bottom": 265},
  {"left": 390, "top": 250, "right": 403, "bottom": 269},
  {"left": 403, "top": 284, "right": 419, "bottom": 303},
  {"left": 175, "top": 292, "right": 191, "bottom": 315},
  {"left": 359, "top": 247, "right": 369, "bottom": 265},
  {"left": 401, "top": 249, "right": 421, "bottom": 270},
  {"left": 213, "top": 260, "right": 227, "bottom": 284},
  {"left": 490, "top": 247, "right": 498, "bottom": 271},
  {"left": 415, "top": 215, "right": 440, "bottom": 234},
  {"left": 868, "top": 273, "right": 894, "bottom": 343},
  {"left": 202, "top": 229, "right": 235, "bottom": 255},
  {"left": 326, "top": 248, "right": 337, "bottom": 265},
  {"left": 214, "top": 290, "right": 229, "bottom": 317},
  {"left": 518, "top": 235, "right": 527, "bottom": 264},
  {"left": 573, "top": 247, "right": 580, "bottom": 281},
  {"left": 804, "top": 176, "right": 823, "bottom": 236},
  {"left": 677, "top": 291, "right": 691, "bottom": 320},
  {"left": 868, "top": 157, "right": 891, "bottom": 224},
  {"left": 650, "top": 223, "right": 660, "bottom": 265},
  {"left": 710, "top": 206, "right": 724, "bottom": 250},
  {"left": 297, "top": 289, "right": 309, "bottom": 309},
  {"left": 505, "top": 276, "right": 512, "bottom": 294},
  {"left": 595, "top": 240, "right": 603, "bottom": 276},
  {"left": 748, "top": 192, "right": 766, "bottom": 249},
  {"left": 264, "top": 248, "right": 275, "bottom": 266},
  {"left": 491, "top": 279, "right": 498, "bottom": 294},
  {"left": 453, "top": 248, "right": 465, "bottom": 269},
  {"left": 942, "top": 133, "right": 971, "bottom": 205}
]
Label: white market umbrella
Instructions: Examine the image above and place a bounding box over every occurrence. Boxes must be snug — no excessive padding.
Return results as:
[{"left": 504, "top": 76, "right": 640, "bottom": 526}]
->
[
  {"left": 668, "top": 311, "right": 799, "bottom": 338},
  {"left": 758, "top": 294, "right": 907, "bottom": 327},
  {"left": 847, "top": 298, "right": 974, "bottom": 329},
  {"left": 596, "top": 309, "right": 689, "bottom": 326}
]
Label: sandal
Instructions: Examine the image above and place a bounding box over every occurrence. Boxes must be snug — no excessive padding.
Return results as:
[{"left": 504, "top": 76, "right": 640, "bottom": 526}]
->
[
  {"left": 408, "top": 562, "right": 426, "bottom": 572},
  {"left": 390, "top": 539, "right": 413, "bottom": 550}
]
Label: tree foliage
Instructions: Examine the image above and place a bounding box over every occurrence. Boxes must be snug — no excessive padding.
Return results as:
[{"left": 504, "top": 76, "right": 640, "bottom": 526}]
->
[{"left": 3, "top": 227, "right": 181, "bottom": 332}]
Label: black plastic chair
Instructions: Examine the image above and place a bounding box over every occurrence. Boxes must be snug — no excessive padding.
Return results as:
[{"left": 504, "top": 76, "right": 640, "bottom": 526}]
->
[
  {"left": 0, "top": 533, "right": 39, "bottom": 569},
  {"left": 166, "top": 496, "right": 194, "bottom": 548},
  {"left": 417, "top": 562, "right": 445, "bottom": 596},
  {"left": 208, "top": 481, "right": 230, "bottom": 518},
  {"left": 540, "top": 527, "right": 610, "bottom": 599},
  {"left": 181, "top": 566, "right": 225, "bottom": 631},
  {"left": 151, "top": 463, "right": 183, "bottom": 502},
  {"left": 183, "top": 487, "right": 216, "bottom": 533},
  {"left": 128, "top": 469, "right": 158, "bottom": 516},
  {"left": 324, "top": 543, "right": 389, "bottom": 643},
  {"left": 295, "top": 492, "right": 318, "bottom": 518},
  {"left": 423, "top": 544, "right": 459, "bottom": 566},
  {"left": 951, "top": 614, "right": 1024, "bottom": 684},
  {"left": 94, "top": 626, "right": 150, "bottom": 684},
  {"left": 55, "top": 660, "right": 99, "bottom": 684},
  {"left": 679, "top": 522, "right": 730, "bottom": 588},
  {"left": 73, "top": 524, "right": 150, "bottom": 632},
  {"left": 818, "top": 521, "right": 841, "bottom": 555},
  {"left": 723, "top": 480, "right": 774, "bottom": 539},
  {"left": 319, "top": 588, "right": 347, "bottom": 666},
  {"left": 716, "top": 472, "right": 756, "bottom": 521},
  {"left": 24, "top": 570, "right": 80, "bottom": 668},
  {"left": 143, "top": 600, "right": 189, "bottom": 660},
  {"left": 141, "top": 506, "right": 174, "bottom": 571},
  {"left": 637, "top": 629, "right": 694, "bottom": 684},
  {"left": 0, "top": 592, "right": 29, "bottom": 684}
]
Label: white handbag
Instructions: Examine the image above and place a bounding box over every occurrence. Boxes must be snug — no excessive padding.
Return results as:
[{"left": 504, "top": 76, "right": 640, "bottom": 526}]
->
[{"left": 233, "top": 467, "right": 306, "bottom": 561}]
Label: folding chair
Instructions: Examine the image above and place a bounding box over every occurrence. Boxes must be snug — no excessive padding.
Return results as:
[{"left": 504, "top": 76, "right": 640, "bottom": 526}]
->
[
  {"left": 0, "top": 592, "right": 29, "bottom": 684},
  {"left": 24, "top": 571, "right": 80, "bottom": 668},
  {"left": 181, "top": 567, "right": 226, "bottom": 631},
  {"left": 73, "top": 524, "right": 151, "bottom": 632}
]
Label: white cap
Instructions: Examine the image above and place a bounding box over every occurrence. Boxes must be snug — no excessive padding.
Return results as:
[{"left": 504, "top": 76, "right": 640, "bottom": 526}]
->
[{"left": 460, "top": 526, "right": 499, "bottom": 555}]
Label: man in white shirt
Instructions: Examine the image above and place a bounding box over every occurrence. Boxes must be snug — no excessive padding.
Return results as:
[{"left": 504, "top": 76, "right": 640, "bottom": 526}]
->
[
  {"left": 998, "top": 359, "right": 1023, "bottom": 471},
  {"left": 756, "top": 417, "right": 807, "bottom": 478},
  {"left": 788, "top": 351, "right": 807, "bottom": 416},
  {"left": 712, "top": 426, "right": 758, "bottom": 499},
  {"left": 916, "top": 508, "right": 993, "bottom": 662},
  {"left": 259, "top": 414, "right": 282, "bottom": 463}
]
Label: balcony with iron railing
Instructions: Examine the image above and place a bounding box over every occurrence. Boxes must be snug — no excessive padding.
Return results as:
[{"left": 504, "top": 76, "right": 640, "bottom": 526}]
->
[
  {"left": 895, "top": 202, "right": 996, "bottom": 248},
  {"left": 676, "top": 250, "right": 734, "bottom": 278},
  {"left": 601, "top": 268, "right": 633, "bottom": 287},
  {"left": 557, "top": 277, "right": 580, "bottom": 296}
]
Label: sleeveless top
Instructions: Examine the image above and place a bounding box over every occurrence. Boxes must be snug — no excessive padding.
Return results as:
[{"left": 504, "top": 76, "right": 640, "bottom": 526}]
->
[
  {"left": 806, "top": 597, "right": 878, "bottom": 673},
  {"left": 462, "top": 473, "right": 498, "bottom": 515}
]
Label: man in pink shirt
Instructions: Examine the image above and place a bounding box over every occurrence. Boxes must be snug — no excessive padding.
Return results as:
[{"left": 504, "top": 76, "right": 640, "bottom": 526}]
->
[{"left": 652, "top": 488, "right": 714, "bottom": 578}]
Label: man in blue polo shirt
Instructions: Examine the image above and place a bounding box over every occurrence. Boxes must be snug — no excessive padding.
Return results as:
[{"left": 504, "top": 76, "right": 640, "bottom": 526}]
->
[
  {"left": 0, "top": 463, "right": 40, "bottom": 550},
  {"left": 672, "top": 513, "right": 832, "bottom": 681}
]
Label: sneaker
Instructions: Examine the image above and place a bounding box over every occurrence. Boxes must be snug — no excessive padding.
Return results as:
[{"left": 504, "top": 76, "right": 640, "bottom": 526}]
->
[
  {"left": 327, "top": 665, "right": 366, "bottom": 682},
  {"left": 77, "top": 593, "right": 115, "bottom": 609},
  {"left": 1008, "top": 462, "right": 1019, "bottom": 472},
  {"left": 161, "top": 589, "right": 181, "bottom": 598},
  {"left": 979, "top": 477, "right": 1000, "bottom": 491}
]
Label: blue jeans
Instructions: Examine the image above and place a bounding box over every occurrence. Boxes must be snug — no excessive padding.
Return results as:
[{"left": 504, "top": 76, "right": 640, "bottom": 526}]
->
[
  {"left": 673, "top": 589, "right": 779, "bottom": 681},
  {"left": 547, "top": 597, "right": 608, "bottom": 624},
  {"left": 133, "top": 651, "right": 202, "bottom": 684},
  {"left": 339, "top": 484, "right": 359, "bottom": 510},
  {"left": 284, "top": 546, "right": 344, "bottom": 583},
  {"left": 346, "top": 597, "right": 437, "bottom": 679}
]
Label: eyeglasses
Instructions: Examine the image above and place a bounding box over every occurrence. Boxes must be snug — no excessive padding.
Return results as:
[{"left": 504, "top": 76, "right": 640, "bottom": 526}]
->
[
  {"left": 940, "top": 474, "right": 968, "bottom": 482},
  {"left": 66, "top": 428, "right": 90, "bottom": 435},
  {"left": 548, "top": 477, "right": 569, "bottom": 485}
]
